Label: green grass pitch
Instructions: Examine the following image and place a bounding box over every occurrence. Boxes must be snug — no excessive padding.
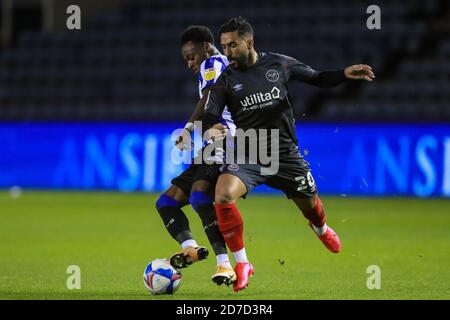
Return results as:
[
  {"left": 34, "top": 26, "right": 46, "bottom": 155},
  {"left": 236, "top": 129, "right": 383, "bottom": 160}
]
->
[{"left": 1, "top": 191, "right": 449, "bottom": 300}]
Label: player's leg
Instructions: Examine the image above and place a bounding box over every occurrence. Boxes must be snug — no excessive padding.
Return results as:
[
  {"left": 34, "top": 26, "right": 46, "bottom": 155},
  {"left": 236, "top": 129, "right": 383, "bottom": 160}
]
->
[
  {"left": 292, "top": 195, "right": 341, "bottom": 253},
  {"left": 156, "top": 184, "right": 192, "bottom": 245},
  {"left": 215, "top": 173, "right": 248, "bottom": 258},
  {"left": 188, "top": 177, "right": 236, "bottom": 285},
  {"left": 268, "top": 153, "right": 341, "bottom": 253},
  {"left": 292, "top": 194, "right": 325, "bottom": 232},
  {"left": 156, "top": 166, "right": 209, "bottom": 268},
  {"left": 215, "top": 171, "right": 256, "bottom": 292}
]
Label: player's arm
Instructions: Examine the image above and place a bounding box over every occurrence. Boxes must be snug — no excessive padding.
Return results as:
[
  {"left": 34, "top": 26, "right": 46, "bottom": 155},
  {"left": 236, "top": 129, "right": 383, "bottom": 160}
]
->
[
  {"left": 176, "top": 87, "right": 228, "bottom": 150},
  {"left": 176, "top": 57, "right": 229, "bottom": 150},
  {"left": 188, "top": 87, "right": 211, "bottom": 123},
  {"left": 202, "top": 80, "right": 228, "bottom": 142},
  {"left": 175, "top": 92, "right": 208, "bottom": 150},
  {"left": 310, "top": 64, "right": 375, "bottom": 86},
  {"left": 284, "top": 57, "right": 375, "bottom": 87}
]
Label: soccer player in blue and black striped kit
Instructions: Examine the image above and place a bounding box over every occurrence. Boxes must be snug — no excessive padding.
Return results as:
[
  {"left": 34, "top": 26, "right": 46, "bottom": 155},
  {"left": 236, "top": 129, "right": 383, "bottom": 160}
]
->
[{"left": 155, "top": 26, "right": 237, "bottom": 285}]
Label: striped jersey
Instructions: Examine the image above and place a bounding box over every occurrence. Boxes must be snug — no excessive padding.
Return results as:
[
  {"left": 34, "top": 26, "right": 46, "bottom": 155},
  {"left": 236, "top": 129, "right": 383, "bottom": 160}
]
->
[{"left": 198, "top": 54, "right": 235, "bottom": 135}]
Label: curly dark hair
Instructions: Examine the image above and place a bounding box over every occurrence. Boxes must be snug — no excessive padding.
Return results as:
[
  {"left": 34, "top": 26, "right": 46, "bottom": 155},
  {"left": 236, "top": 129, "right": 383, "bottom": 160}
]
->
[{"left": 180, "top": 25, "right": 214, "bottom": 45}]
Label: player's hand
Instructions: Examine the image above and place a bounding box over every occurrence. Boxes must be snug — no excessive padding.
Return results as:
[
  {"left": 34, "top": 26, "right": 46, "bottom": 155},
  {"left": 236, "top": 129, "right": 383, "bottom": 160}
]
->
[
  {"left": 175, "top": 128, "right": 193, "bottom": 151},
  {"left": 344, "top": 64, "right": 375, "bottom": 81},
  {"left": 212, "top": 123, "right": 228, "bottom": 139},
  {"left": 205, "top": 123, "right": 228, "bottom": 142}
]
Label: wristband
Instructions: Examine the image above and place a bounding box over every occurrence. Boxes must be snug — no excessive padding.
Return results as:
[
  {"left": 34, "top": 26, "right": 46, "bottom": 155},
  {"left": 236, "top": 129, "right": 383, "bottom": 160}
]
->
[{"left": 184, "top": 122, "right": 195, "bottom": 133}]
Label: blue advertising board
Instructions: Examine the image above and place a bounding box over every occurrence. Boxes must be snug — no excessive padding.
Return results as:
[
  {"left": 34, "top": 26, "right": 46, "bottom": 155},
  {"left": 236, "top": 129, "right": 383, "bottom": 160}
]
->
[{"left": 0, "top": 122, "right": 449, "bottom": 197}]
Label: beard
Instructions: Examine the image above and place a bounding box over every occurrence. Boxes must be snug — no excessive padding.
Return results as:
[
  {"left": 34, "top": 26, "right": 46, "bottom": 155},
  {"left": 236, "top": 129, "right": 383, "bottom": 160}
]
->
[{"left": 229, "top": 53, "right": 250, "bottom": 70}]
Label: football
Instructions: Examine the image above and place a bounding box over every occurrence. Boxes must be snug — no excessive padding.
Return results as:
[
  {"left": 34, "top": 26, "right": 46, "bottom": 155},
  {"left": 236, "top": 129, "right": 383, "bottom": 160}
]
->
[{"left": 143, "top": 258, "right": 182, "bottom": 295}]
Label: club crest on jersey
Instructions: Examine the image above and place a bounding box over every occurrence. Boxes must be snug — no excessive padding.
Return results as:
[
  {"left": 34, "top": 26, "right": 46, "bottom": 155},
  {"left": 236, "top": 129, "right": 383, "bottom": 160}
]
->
[
  {"left": 227, "top": 164, "right": 240, "bottom": 172},
  {"left": 265, "top": 69, "right": 279, "bottom": 82},
  {"left": 204, "top": 68, "right": 215, "bottom": 81}
]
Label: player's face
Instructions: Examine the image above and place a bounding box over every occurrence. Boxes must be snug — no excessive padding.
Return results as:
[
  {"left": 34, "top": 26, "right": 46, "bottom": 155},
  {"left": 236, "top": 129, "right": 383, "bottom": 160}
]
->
[
  {"left": 181, "top": 41, "right": 207, "bottom": 74},
  {"left": 220, "top": 31, "right": 252, "bottom": 70}
]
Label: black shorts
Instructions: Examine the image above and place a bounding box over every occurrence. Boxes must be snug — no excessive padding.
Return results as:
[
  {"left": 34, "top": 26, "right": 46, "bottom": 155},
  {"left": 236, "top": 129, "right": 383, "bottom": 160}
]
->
[
  {"left": 221, "top": 152, "right": 317, "bottom": 199},
  {"left": 171, "top": 162, "right": 222, "bottom": 197}
]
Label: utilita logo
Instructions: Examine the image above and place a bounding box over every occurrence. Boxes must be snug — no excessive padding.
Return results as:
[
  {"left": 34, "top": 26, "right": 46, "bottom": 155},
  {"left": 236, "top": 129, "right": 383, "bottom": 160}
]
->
[{"left": 240, "top": 87, "right": 280, "bottom": 108}]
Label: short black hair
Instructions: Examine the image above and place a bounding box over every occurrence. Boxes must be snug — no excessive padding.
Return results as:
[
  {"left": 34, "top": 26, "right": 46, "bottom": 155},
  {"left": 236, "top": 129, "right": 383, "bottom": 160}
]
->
[
  {"left": 219, "top": 17, "right": 254, "bottom": 38},
  {"left": 180, "top": 25, "right": 214, "bottom": 45}
]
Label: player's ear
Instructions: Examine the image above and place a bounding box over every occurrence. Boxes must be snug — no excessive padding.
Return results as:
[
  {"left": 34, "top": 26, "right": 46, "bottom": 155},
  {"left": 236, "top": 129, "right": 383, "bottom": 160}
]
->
[
  {"left": 202, "top": 42, "right": 211, "bottom": 53},
  {"left": 246, "top": 38, "right": 254, "bottom": 50}
]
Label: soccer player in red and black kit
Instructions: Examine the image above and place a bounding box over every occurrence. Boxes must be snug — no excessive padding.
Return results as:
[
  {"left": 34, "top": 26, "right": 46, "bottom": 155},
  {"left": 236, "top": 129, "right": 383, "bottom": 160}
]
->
[{"left": 202, "top": 17, "right": 375, "bottom": 292}]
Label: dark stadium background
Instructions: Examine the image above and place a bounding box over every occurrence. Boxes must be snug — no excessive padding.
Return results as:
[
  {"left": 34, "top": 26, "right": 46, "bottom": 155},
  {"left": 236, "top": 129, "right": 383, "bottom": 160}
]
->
[
  {"left": 0, "top": 0, "right": 449, "bottom": 301},
  {"left": 1, "top": 0, "right": 449, "bottom": 196},
  {"left": 1, "top": 0, "right": 449, "bottom": 122}
]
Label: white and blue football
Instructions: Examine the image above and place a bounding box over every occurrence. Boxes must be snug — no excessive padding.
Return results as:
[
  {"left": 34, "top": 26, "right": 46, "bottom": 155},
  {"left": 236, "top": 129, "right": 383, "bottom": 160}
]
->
[{"left": 143, "top": 258, "right": 182, "bottom": 295}]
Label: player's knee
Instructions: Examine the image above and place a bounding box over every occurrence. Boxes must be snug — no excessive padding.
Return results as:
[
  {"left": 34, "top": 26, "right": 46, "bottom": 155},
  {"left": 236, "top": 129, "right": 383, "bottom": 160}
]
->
[
  {"left": 294, "top": 195, "right": 318, "bottom": 212},
  {"left": 189, "top": 191, "right": 213, "bottom": 213},
  {"left": 214, "top": 192, "right": 235, "bottom": 205},
  {"left": 191, "top": 180, "right": 210, "bottom": 194},
  {"left": 155, "top": 194, "right": 181, "bottom": 212}
]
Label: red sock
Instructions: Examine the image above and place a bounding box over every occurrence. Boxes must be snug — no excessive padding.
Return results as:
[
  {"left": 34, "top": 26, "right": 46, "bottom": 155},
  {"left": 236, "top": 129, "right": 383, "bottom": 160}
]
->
[
  {"left": 302, "top": 197, "right": 326, "bottom": 228},
  {"left": 215, "top": 203, "right": 244, "bottom": 252}
]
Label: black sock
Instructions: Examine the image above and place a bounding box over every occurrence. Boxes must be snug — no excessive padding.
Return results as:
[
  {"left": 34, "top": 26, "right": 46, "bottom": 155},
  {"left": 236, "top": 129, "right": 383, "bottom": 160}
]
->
[
  {"left": 190, "top": 192, "right": 227, "bottom": 255},
  {"left": 156, "top": 194, "right": 193, "bottom": 244}
]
